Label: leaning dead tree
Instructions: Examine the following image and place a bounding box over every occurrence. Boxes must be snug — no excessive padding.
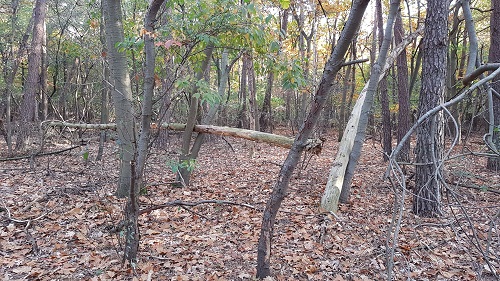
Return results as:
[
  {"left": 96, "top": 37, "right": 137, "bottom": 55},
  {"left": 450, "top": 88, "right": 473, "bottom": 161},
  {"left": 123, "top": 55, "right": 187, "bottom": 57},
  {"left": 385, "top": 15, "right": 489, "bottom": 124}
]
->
[
  {"left": 41, "top": 121, "right": 324, "bottom": 152},
  {"left": 320, "top": 15, "right": 422, "bottom": 213}
]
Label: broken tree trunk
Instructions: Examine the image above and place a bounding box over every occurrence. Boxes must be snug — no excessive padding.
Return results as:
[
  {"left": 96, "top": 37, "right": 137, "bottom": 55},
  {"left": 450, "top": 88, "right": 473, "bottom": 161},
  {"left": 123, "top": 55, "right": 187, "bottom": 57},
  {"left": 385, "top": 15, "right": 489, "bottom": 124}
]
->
[
  {"left": 320, "top": 17, "right": 422, "bottom": 213},
  {"left": 41, "top": 121, "right": 324, "bottom": 152}
]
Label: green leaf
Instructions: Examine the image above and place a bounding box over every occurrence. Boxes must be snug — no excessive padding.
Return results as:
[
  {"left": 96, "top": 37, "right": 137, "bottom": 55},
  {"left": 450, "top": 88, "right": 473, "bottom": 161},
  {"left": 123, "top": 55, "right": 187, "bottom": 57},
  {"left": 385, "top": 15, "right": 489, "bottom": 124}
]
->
[
  {"left": 82, "top": 150, "right": 89, "bottom": 161},
  {"left": 279, "top": 0, "right": 290, "bottom": 9},
  {"left": 265, "top": 14, "right": 273, "bottom": 24}
]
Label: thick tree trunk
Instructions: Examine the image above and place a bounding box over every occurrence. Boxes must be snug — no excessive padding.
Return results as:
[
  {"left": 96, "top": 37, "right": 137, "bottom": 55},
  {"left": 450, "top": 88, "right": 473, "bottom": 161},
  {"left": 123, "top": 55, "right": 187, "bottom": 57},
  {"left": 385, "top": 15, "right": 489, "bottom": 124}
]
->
[
  {"left": 487, "top": 0, "right": 500, "bottom": 171},
  {"left": 413, "top": 0, "right": 448, "bottom": 217},
  {"left": 15, "top": 0, "right": 46, "bottom": 151},
  {"left": 322, "top": 7, "right": 417, "bottom": 211},
  {"left": 103, "top": 0, "right": 136, "bottom": 198},
  {"left": 255, "top": 1, "right": 370, "bottom": 278}
]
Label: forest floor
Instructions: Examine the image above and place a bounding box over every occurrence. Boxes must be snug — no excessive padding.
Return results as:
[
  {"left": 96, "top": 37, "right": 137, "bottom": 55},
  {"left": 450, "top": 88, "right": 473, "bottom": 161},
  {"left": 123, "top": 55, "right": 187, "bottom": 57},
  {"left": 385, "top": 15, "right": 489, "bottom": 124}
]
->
[{"left": 0, "top": 128, "right": 499, "bottom": 281}]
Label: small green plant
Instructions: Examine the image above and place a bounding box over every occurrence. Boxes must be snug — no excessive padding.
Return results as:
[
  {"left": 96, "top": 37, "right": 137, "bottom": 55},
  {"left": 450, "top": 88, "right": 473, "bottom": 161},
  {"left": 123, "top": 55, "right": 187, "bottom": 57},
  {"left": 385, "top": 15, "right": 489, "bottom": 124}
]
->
[
  {"left": 167, "top": 158, "right": 197, "bottom": 173},
  {"left": 139, "top": 184, "right": 148, "bottom": 195}
]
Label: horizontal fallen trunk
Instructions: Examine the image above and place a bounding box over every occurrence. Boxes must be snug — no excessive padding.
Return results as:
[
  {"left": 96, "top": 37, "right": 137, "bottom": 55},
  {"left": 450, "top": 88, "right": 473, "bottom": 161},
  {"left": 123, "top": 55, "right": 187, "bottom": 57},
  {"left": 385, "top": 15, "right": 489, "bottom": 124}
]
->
[{"left": 42, "top": 121, "right": 324, "bottom": 152}]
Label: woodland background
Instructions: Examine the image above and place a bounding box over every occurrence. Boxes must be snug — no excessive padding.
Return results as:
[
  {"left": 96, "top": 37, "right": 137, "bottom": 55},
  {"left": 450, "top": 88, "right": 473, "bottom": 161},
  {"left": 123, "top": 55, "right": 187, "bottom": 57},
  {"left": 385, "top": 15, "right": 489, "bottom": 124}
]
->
[{"left": 0, "top": 0, "right": 499, "bottom": 280}]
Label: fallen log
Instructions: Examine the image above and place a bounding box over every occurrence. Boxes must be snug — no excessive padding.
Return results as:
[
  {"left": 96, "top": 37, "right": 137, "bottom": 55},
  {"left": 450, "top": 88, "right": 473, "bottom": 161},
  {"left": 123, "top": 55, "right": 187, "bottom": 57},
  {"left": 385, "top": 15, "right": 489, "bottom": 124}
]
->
[{"left": 42, "top": 121, "right": 324, "bottom": 153}]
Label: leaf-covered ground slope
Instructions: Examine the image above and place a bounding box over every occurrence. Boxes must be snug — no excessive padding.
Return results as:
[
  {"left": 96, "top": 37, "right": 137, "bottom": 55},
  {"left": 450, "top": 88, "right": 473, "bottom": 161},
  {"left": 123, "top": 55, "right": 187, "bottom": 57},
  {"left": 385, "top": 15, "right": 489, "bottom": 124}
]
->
[{"left": 1, "top": 130, "right": 498, "bottom": 280}]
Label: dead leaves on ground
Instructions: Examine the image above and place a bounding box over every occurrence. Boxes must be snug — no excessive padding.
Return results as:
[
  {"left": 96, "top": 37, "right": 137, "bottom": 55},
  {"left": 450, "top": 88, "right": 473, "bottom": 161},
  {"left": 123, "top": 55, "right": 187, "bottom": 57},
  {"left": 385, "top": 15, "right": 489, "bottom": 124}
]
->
[{"left": 0, "top": 132, "right": 498, "bottom": 280}]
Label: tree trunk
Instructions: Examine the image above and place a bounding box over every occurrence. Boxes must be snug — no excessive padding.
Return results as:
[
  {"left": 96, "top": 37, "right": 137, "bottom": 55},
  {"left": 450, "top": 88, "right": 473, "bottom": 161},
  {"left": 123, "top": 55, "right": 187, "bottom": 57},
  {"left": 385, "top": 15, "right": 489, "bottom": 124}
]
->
[
  {"left": 178, "top": 48, "right": 236, "bottom": 183},
  {"left": 155, "top": 6, "right": 175, "bottom": 149},
  {"left": 15, "top": 0, "right": 46, "bottom": 151},
  {"left": 337, "top": 61, "right": 352, "bottom": 141},
  {"left": 446, "top": 5, "right": 460, "bottom": 142},
  {"left": 376, "top": 0, "right": 392, "bottom": 161},
  {"left": 119, "top": 0, "right": 165, "bottom": 265},
  {"left": 260, "top": 8, "right": 289, "bottom": 133},
  {"left": 96, "top": 8, "right": 110, "bottom": 161},
  {"left": 255, "top": 0, "right": 370, "bottom": 278},
  {"left": 413, "top": 0, "right": 448, "bottom": 217},
  {"left": 238, "top": 53, "right": 250, "bottom": 129},
  {"left": 43, "top": 120, "right": 324, "bottom": 152},
  {"left": 177, "top": 46, "right": 214, "bottom": 186},
  {"left": 487, "top": 0, "right": 500, "bottom": 171},
  {"left": 321, "top": 0, "right": 401, "bottom": 211},
  {"left": 103, "top": 0, "right": 136, "bottom": 198},
  {"left": 395, "top": 9, "right": 410, "bottom": 162},
  {"left": 3, "top": 0, "right": 31, "bottom": 155},
  {"left": 40, "top": 18, "right": 48, "bottom": 120},
  {"left": 247, "top": 53, "right": 258, "bottom": 131}
]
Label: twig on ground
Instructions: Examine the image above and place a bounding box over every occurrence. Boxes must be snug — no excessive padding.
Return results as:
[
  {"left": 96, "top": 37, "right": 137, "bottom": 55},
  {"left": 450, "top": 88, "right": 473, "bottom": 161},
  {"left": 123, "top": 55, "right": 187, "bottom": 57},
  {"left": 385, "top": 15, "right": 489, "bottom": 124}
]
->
[
  {"left": 178, "top": 205, "right": 211, "bottom": 220},
  {"left": 1, "top": 200, "right": 54, "bottom": 255},
  {"left": 0, "top": 145, "right": 82, "bottom": 162},
  {"left": 139, "top": 199, "right": 323, "bottom": 218}
]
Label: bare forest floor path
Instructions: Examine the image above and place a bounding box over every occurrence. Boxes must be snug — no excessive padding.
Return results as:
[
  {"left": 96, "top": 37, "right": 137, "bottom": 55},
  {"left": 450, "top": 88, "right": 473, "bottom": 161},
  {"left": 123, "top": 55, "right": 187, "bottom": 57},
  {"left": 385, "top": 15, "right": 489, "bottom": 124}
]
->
[{"left": 0, "top": 128, "right": 499, "bottom": 280}]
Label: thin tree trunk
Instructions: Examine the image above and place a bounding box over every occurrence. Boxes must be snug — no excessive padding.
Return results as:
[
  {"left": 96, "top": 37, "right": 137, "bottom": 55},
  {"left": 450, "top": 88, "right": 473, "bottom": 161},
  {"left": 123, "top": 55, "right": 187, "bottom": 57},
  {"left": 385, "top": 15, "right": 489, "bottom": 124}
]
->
[
  {"left": 96, "top": 8, "right": 110, "bottom": 161},
  {"left": 487, "top": 0, "right": 500, "bottom": 171},
  {"left": 247, "top": 53, "right": 258, "bottom": 131},
  {"left": 16, "top": 0, "right": 47, "bottom": 151},
  {"left": 3, "top": 0, "right": 31, "bottom": 155},
  {"left": 179, "top": 48, "right": 237, "bottom": 183},
  {"left": 238, "top": 53, "right": 250, "bottom": 129},
  {"left": 177, "top": 46, "right": 214, "bottom": 186},
  {"left": 395, "top": 9, "right": 410, "bottom": 162},
  {"left": 40, "top": 19, "right": 48, "bottom": 120},
  {"left": 255, "top": 1, "right": 370, "bottom": 278},
  {"left": 337, "top": 62, "right": 352, "bottom": 141},
  {"left": 376, "top": 0, "right": 392, "bottom": 161},
  {"left": 118, "top": 1, "right": 165, "bottom": 264}
]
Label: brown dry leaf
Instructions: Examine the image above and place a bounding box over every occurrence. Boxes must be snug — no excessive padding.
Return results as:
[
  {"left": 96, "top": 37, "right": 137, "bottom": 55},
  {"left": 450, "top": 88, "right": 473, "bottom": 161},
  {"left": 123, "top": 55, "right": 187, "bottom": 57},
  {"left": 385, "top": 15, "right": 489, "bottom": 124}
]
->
[{"left": 12, "top": 266, "right": 32, "bottom": 274}]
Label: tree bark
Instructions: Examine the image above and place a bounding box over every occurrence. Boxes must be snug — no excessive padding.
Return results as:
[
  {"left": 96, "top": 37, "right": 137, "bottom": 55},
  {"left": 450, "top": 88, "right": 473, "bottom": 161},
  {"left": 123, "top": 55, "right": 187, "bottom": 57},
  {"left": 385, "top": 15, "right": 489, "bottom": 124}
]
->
[
  {"left": 395, "top": 9, "right": 410, "bottom": 162},
  {"left": 321, "top": 0, "right": 401, "bottom": 211},
  {"left": 40, "top": 19, "right": 48, "bottom": 120},
  {"left": 103, "top": 0, "right": 136, "bottom": 198},
  {"left": 15, "top": 0, "right": 46, "bottom": 151},
  {"left": 96, "top": 7, "right": 110, "bottom": 161},
  {"left": 260, "top": 8, "right": 289, "bottom": 133},
  {"left": 119, "top": 0, "right": 165, "bottom": 265},
  {"left": 413, "top": 0, "right": 448, "bottom": 217},
  {"left": 238, "top": 52, "right": 250, "bottom": 129},
  {"left": 3, "top": 0, "right": 32, "bottom": 155},
  {"left": 376, "top": 0, "right": 392, "bottom": 161},
  {"left": 177, "top": 49, "right": 240, "bottom": 184},
  {"left": 487, "top": 0, "right": 500, "bottom": 171},
  {"left": 42, "top": 121, "right": 324, "bottom": 151},
  {"left": 255, "top": 0, "right": 370, "bottom": 278},
  {"left": 177, "top": 46, "right": 214, "bottom": 186}
]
